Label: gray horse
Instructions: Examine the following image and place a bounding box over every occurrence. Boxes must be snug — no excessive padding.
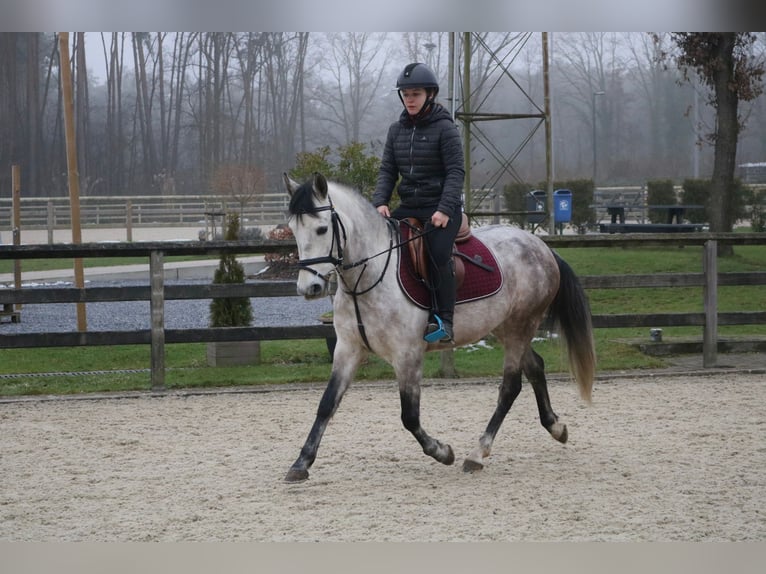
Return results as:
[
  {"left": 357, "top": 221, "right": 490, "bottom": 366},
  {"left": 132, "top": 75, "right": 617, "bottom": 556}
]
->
[{"left": 283, "top": 172, "right": 596, "bottom": 482}]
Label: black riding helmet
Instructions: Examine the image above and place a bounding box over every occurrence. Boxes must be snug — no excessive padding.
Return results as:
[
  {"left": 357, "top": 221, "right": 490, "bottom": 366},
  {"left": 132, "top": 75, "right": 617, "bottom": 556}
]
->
[{"left": 396, "top": 62, "right": 439, "bottom": 119}]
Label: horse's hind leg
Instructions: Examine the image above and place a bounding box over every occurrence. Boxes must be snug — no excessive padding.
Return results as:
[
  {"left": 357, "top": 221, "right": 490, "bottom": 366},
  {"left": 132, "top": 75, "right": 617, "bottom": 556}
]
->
[
  {"left": 523, "top": 348, "right": 567, "bottom": 443},
  {"left": 463, "top": 362, "right": 523, "bottom": 473},
  {"left": 399, "top": 364, "right": 455, "bottom": 466}
]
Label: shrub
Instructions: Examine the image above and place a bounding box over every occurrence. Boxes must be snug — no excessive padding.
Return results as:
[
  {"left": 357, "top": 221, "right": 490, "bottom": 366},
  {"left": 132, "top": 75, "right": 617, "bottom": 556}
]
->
[
  {"left": 682, "top": 178, "right": 749, "bottom": 226},
  {"left": 209, "top": 213, "right": 253, "bottom": 328},
  {"left": 749, "top": 187, "right": 766, "bottom": 232},
  {"left": 263, "top": 224, "right": 299, "bottom": 276},
  {"left": 555, "top": 179, "right": 594, "bottom": 233},
  {"left": 647, "top": 180, "right": 676, "bottom": 223},
  {"left": 502, "top": 179, "right": 594, "bottom": 233},
  {"left": 681, "top": 179, "right": 711, "bottom": 224},
  {"left": 501, "top": 182, "right": 534, "bottom": 228}
]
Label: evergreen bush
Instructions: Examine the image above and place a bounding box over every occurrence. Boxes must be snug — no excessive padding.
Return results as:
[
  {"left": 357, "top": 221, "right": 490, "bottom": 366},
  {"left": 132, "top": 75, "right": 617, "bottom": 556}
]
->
[
  {"left": 209, "top": 213, "right": 253, "bottom": 328},
  {"left": 647, "top": 179, "right": 677, "bottom": 223}
]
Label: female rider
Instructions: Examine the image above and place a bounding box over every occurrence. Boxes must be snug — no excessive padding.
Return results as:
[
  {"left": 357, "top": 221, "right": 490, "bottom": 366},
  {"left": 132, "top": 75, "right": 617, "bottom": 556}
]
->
[{"left": 372, "top": 62, "right": 465, "bottom": 343}]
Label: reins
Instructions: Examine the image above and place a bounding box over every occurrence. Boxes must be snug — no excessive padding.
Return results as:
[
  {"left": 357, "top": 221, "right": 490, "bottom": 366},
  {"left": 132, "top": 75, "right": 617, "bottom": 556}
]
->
[{"left": 296, "top": 198, "right": 436, "bottom": 351}]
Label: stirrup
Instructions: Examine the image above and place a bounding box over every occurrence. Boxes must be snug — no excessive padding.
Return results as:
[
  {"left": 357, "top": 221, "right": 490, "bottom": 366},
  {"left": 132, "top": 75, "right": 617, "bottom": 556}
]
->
[{"left": 424, "top": 314, "right": 453, "bottom": 343}]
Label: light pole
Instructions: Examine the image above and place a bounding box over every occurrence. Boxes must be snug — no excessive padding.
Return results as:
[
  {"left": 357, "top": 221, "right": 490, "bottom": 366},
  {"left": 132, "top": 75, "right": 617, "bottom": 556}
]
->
[
  {"left": 424, "top": 42, "right": 436, "bottom": 68},
  {"left": 591, "top": 90, "right": 604, "bottom": 184}
]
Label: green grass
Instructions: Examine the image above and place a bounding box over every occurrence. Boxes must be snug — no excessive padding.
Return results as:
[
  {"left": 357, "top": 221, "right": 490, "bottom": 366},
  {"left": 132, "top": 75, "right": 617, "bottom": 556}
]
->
[
  {"left": 0, "top": 332, "right": 661, "bottom": 397},
  {"left": 0, "top": 243, "right": 763, "bottom": 397}
]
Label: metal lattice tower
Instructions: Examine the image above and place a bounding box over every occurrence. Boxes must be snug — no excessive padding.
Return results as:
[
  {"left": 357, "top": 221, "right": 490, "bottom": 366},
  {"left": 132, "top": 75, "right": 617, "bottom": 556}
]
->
[{"left": 447, "top": 32, "right": 553, "bottom": 233}]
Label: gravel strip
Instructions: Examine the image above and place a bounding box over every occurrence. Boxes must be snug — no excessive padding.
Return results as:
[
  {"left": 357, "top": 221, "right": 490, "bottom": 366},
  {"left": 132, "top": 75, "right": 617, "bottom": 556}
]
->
[{"left": 0, "top": 279, "right": 332, "bottom": 333}]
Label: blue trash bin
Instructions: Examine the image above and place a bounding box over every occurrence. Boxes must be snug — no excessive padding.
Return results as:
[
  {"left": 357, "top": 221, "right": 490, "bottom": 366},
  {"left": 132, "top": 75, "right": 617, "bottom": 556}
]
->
[{"left": 553, "top": 189, "right": 572, "bottom": 224}]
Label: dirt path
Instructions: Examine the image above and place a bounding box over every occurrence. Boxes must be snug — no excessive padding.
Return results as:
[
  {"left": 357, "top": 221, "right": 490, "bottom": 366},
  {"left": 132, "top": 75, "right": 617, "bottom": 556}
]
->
[{"left": 1, "top": 373, "right": 764, "bottom": 541}]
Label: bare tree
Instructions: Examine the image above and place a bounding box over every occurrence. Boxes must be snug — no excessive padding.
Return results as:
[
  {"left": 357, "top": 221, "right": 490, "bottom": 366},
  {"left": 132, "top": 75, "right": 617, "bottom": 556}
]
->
[
  {"left": 234, "top": 32, "right": 266, "bottom": 164},
  {"left": 26, "top": 33, "right": 42, "bottom": 196},
  {"left": 101, "top": 33, "right": 124, "bottom": 195},
  {"left": 131, "top": 32, "right": 159, "bottom": 190},
  {"left": 4, "top": 31, "right": 766, "bottom": 206},
  {"left": 261, "top": 32, "right": 309, "bottom": 176},
  {"left": 167, "top": 32, "right": 196, "bottom": 177},
  {"left": 211, "top": 163, "right": 267, "bottom": 222},
  {"left": 553, "top": 32, "right": 636, "bottom": 181},
  {"left": 315, "top": 32, "right": 389, "bottom": 145}
]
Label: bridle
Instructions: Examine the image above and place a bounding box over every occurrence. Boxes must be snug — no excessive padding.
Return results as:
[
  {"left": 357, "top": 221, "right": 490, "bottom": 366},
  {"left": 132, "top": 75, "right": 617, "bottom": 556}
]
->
[
  {"left": 294, "top": 195, "right": 430, "bottom": 351},
  {"left": 294, "top": 198, "right": 347, "bottom": 284}
]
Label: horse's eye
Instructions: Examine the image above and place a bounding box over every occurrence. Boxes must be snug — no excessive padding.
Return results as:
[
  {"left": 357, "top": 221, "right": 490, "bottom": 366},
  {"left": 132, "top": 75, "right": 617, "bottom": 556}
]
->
[{"left": 317, "top": 226, "right": 328, "bottom": 235}]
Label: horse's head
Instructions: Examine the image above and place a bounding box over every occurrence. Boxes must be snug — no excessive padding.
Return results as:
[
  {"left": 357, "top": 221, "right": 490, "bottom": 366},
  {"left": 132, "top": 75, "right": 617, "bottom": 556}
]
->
[{"left": 284, "top": 172, "right": 341, "bottom": 299}]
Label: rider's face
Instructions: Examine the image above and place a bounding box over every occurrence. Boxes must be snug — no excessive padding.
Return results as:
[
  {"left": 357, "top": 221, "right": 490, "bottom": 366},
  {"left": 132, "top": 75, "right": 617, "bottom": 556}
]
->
[{"left": 400, "top": 88, "right": 428, "bottom": 116}]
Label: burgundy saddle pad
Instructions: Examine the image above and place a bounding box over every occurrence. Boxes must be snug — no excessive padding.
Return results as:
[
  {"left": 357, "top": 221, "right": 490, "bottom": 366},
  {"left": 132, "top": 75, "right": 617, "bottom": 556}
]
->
[{"left": 397, "top": 222, "right": 504, "bottom": 309}]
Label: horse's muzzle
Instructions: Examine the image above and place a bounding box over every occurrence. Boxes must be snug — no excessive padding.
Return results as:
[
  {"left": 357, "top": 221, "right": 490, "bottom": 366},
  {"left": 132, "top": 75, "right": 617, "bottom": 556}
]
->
[{"left": 296, "top": 271, "right": 328, "bottom": 299}]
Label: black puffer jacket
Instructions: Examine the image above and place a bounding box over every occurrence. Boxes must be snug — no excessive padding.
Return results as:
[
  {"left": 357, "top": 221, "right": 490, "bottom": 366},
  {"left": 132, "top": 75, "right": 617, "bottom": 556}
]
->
[{"left": 373, "top": 103, "right": 464, "bottom": 218}]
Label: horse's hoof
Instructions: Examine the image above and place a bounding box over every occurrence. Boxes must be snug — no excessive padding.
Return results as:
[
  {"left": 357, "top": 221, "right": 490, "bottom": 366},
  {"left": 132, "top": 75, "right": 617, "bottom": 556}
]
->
[
  {"left": 549, "top": 422, "right": 568, "bottom": 444},
  {"left": 443, "top": 445, "right": 455, "bottom": 466},
  {"left": 284, "top": 468, "right": 309, "bottom": 483},
  {"left": 463, "top": 459, "right": 484, "bottom": 473}
]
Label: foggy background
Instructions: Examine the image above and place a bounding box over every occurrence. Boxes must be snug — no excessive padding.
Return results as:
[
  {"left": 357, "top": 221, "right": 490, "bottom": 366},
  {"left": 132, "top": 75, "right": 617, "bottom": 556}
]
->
[{"left": 2, "top": 32, "right": 765, "bottom": 201}]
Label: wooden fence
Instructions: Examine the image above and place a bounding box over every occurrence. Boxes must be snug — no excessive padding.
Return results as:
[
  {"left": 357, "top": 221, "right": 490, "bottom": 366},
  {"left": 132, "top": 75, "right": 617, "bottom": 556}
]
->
[
  {"left": 0, "top": 193, "right": 290, "bottom": 235},
  {"left": 1, "top": 233, "right": 764, "bottom": 389}
]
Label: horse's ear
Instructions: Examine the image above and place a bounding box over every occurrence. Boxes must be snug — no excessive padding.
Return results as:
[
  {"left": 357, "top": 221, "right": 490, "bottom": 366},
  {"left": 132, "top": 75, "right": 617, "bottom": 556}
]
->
[
  {"left": 283, "top": 172, "right": 299, "bottom": 197},
  {"left": 312, "top": 172, "right": 328, "bottom": 200}
]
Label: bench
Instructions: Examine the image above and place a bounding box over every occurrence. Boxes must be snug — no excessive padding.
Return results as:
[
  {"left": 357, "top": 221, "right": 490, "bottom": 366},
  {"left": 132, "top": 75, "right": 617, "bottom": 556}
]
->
[
  {"left": 599, "top": 223, "right": 706, "bottom": 234},
  {"left": 591, "top": 188, "right": 647, "bottom": 224}
]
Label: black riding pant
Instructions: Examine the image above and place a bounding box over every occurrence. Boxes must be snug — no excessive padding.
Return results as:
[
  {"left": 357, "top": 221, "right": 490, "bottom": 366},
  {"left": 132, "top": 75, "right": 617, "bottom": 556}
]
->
[{"left": 393, "top": 206, "right": 461, "bottom": 322}]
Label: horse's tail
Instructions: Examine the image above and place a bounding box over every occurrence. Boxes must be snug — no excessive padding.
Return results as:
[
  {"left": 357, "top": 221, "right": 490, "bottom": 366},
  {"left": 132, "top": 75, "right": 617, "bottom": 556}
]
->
[{"left": 547, "top": 252, "right": 596, "bottom": 403}]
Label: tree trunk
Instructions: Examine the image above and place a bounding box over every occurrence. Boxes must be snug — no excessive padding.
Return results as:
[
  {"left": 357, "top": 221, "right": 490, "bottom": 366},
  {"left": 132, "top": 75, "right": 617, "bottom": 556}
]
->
[
  {"left": 709, "top": 33, "right": 738, "bottom": 256},
  {"left": 132, "top": 33, "right": 157, "bottom": 191},
  {"left": 74, "top": 32, "right": 89, "bottom": 190},
  {"left": 26, "top": 33, "right": 41, "bottom": 197}
]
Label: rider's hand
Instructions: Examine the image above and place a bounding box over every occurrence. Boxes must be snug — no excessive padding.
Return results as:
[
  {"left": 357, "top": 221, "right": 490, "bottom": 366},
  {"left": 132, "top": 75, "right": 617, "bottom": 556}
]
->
[
  {"left": 377, "top": 205, "right": 391, "bottom": 218},
  {"left": 431, "top": 211, "right": 450, "bottom": 228}
]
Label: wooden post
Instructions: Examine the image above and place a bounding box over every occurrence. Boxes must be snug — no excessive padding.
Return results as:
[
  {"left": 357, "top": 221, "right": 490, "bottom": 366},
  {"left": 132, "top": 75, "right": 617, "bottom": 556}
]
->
[
  {"left": 12, "top": 165, "right": 21, "bottom": 309},
  {"left": 126, "top": 199, "right": 133, "bottom": 242},
  {"left": 46, "top": 200, "right": 54, "bottom": 244},
  {"left": 439, "top": 350, "right": 457, "bottom": 379},
  {"left": 703, "top": 239, "right": 718, "bottom": 367},
  {"left": 150, "top": 250, "right": 166, "bottom": 391},
  {"left": 58, "top": 32, "right": 87, "bottom": 332}
]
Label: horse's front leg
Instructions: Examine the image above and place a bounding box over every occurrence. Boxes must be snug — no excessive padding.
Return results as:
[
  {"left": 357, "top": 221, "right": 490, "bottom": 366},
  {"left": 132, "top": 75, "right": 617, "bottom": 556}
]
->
[
  {"left": 398, "top": 365, "right": 455, "bottom": 466},
  {"left": 284, "top": 344, "right": 362, "bottom": 483}
]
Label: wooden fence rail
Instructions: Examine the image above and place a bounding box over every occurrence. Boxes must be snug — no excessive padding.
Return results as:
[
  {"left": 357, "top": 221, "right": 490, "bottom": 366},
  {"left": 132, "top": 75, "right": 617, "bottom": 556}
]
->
[
  {"left": 1, "top": 233, "right": 764, "bottom": 389},
  {"left": 0, "top": 194, "right": 290, "bottom": 232}
]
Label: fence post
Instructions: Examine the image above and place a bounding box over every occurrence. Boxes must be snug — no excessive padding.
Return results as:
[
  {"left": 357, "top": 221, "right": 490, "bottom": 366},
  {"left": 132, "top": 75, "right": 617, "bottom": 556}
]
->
[
  {"left": 12, "top": 165, "right": 22, "bottom": 309},
  {"left": 47, "top": 200, "right": 54, "bottom": 244},
  {"left": 703, "top": 240, "right": 718, "bottom": 367},
  {"left": 150, "top": 250, "right": 166, "bottom": 391},
  {"left": 126, "top": 200, "right": 133, "bottom": 242},
  {"left": 439, "top": 350, "right": 457, "bottom": 378}
]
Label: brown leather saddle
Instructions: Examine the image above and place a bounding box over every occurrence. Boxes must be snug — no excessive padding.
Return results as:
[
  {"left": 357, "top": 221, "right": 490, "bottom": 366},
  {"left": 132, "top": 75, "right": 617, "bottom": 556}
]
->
[{"left": 403, "top": 213, "right": 472, "bottom": 289}]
